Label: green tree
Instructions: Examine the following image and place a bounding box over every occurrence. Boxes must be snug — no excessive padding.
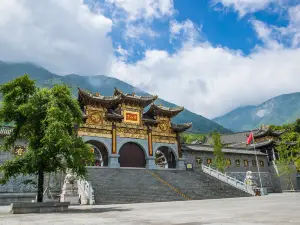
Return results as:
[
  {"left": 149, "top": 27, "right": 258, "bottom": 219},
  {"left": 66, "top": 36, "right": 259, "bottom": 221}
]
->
[
  {"left": 0, "top": 74, "right": 93, "bottom": 202},
  {"left": 181, "top": 133, "right": 206, "bottom": 144},
  {"left": 271, "top": 120, "right": 300, "bottom": 189},
  {"left": 276, "top": 142, "right": 296, "bottom": 190},
  {"left": 212, "top": 131, "right": 226, "bottom": 173}
]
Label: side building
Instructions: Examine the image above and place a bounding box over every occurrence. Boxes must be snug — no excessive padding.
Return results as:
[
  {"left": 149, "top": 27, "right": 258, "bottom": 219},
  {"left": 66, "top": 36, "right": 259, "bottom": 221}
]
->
[{"left": 182, "top": 125, "right": 299, "bottom": 192}]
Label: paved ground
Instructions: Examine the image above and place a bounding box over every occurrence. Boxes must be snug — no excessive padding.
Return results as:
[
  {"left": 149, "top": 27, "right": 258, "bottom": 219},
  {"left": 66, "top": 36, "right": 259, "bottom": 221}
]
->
[{"left": 0, "top": 193, "right": 299, "bottom": 225}]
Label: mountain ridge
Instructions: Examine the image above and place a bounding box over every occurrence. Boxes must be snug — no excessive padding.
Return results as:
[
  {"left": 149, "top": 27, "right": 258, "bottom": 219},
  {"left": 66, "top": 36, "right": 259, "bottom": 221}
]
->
[
  {"left": 0, "top": 61, "right": 231, "bottom": 134},
  {"left": 213, "top": 92, "right": 300, "bottom": 132}
]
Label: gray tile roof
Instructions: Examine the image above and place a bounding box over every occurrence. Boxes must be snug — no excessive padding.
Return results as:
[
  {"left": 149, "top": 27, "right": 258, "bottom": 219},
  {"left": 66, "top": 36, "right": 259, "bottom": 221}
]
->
[
  {"left": 247, "top": 140, "right": 274, "bottom": 149},
  {"left": 206, "top": 129, "right": 259, "bottom": 146},
  {"left": 183, "top": 144, "right": 267, "bottom": 156}
]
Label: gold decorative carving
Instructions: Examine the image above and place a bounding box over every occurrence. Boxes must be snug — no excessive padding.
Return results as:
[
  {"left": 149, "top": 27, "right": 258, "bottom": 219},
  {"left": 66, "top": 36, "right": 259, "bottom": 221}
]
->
[
  {"left": 116, "top": 122, "right": 146, "bottom": 130},
  {"left": 84, "top": 123, "right": 112, "bottom": 130},
  {"left": 89, "top": 112, "right": 103, "bottom": 124},
  {"left": 158, "top": 121, "right": 168, "bottom": 132},
  {"left": 79, "top": 102, "right": 179, "bottom": 143},
  {"left": 117, "top": 127, "right": 147, "bottom": 139},
  {"left": 78, "top": 127, "right": 112, "bottom": 138},
  {"left": 84, "top": 106, "right": 112, "bottom": 128},
  {"left": 152, "top": 135, "right": 176, "bottom": 144},
  {"left": 86, "top": 106, "right": 107, "bottom": 112},
  {"left": 156, "top": 116, "right": 169, "bottom": 121},
  {"left": 121, "top": 103, "right": 142, "bottom": 111}
]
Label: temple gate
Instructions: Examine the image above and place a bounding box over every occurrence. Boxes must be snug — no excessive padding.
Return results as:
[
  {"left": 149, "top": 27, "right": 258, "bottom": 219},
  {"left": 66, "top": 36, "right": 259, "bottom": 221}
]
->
[{"left": 77, "top": 88, "right": 192, "bottom": 169}]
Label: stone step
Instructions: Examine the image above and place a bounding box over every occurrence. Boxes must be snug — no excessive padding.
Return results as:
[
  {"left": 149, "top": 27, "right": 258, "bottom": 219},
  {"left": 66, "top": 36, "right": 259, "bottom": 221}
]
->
[{"left": 86, "top": 168, "right": 251, "bottom": 205}]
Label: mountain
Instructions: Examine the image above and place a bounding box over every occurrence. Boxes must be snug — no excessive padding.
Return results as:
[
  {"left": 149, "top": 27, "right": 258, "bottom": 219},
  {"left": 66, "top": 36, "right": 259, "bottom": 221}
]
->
[
  {"left": 213, "top": 93, "right": 300, "bottom": 132},
  {"left": 0, "top": 61, "right": 231, "bottom": 134}
]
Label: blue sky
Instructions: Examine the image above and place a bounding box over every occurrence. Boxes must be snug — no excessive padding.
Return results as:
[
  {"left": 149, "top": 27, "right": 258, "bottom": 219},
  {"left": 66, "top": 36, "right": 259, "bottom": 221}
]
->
[
  {"left": 98, "top": 0, "right": 295, "bottom": 60},
  {"left": 1, "top": 0, "right": 300, "bottom": 118}
]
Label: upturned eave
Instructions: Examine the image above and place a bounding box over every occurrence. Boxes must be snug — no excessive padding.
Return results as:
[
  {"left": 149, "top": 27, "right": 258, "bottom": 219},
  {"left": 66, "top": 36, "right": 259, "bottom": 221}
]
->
[
  {"left": 171, "top": 122, "right": 192, "bottom": 133},
  {"left": 144, "top": 103, "right": 184, "bottom": 118}
]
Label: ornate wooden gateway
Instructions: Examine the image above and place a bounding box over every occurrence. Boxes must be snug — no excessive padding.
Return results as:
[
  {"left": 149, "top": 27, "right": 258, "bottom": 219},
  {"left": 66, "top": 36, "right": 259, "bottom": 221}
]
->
[{"left": 77, "top": 88, "right": 192, "bottom": 169}]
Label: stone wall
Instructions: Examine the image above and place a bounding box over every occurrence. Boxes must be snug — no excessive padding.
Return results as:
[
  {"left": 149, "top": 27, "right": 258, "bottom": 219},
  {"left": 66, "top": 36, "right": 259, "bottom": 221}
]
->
[
  {"left": 183, "top": 150, "right": 269, "bottom": 173},
  {"left": 183, "top": 150, "right": 300, "bottom": 192},
  {"left": 0, "top": 137, "right": 63, "bottom": 195},
  {"left": 225, "top": 172, "right": 272, "bottom": 188},
  {"left": 276, "top": 164, "right": 298, "bottom": 191}
]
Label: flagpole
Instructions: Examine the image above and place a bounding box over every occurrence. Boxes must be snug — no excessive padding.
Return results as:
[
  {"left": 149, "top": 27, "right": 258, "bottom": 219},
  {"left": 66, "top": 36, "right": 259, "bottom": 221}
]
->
[{"left": 252, "top": 130, "right": 263, "bottom": 190}]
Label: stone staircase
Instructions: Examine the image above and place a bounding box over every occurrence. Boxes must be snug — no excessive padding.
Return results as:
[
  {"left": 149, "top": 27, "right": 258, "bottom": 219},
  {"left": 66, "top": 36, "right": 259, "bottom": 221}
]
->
[
  {"left": 87, "top": 168, "right": 185, "bottom": 204},
  {"left": 154, "top": 169, "right": 252, "bottom": 199},
  {"left": 87, "top": 167, "right": 251, "bottom": 205}
]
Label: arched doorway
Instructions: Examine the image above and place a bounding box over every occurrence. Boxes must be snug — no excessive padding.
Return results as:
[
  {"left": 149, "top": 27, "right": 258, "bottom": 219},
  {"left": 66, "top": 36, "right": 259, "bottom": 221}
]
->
[
  {"left": 86, "top": 140, "right": 108, "bottom": 166},
  {"left": 119, "top": 142, "right": 146, "bottom": 168},
  {"left": 155, "top": 146, "right": 176, "bottom": 168}
]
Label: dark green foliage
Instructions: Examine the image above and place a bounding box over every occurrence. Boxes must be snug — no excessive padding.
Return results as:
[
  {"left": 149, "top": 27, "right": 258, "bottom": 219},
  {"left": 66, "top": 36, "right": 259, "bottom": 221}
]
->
[
  {"left": 0, "top": 74, "right": 93, "bottom": 202},
  {"left": 271, "top": 119, "right": 300, "bottom": 189},
  {"left": 211, "top": 131, "right": 226, "bottom": 173},
  {"left": 0, "top": 61, "right": 231, "bottom": 134},
  {"left": 181, "top": 133, "right": 206, "bottom": 144},
  {"left": 276, "top": 142, "right": 296, "bottom": 190}
]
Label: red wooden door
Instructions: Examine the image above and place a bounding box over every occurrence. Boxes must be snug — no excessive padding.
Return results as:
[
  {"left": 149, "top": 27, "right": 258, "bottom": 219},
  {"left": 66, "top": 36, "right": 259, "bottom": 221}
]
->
[{"left": 119, "top": 142, "right": 146, "bottom": 168}]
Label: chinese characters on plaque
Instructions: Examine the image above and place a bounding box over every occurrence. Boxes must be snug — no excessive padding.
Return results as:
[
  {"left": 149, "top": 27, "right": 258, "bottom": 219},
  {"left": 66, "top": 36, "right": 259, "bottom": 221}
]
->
[{"left": 125, "top": 112, "right": 138, "bottom": 121}]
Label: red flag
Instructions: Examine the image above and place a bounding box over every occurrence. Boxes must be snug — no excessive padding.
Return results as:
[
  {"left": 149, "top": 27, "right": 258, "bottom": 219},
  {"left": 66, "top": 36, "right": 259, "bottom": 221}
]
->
[{"left": 247, "top": 132, "right": 253, "bottom": 145}]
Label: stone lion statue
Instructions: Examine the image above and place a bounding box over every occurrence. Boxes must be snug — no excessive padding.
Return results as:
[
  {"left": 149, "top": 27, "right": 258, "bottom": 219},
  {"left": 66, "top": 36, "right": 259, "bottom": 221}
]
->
[{"left": 64, "top": 171, "right": 76, "bottom": 184}]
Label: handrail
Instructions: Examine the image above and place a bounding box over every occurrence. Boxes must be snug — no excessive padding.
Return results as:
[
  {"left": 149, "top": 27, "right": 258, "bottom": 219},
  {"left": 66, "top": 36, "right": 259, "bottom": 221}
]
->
[
  {"left": 77, "top": 179, "right": 95, "bottom": 205},
  {"left": 201, "top": 164, "right": 255, "bottom": 195}
]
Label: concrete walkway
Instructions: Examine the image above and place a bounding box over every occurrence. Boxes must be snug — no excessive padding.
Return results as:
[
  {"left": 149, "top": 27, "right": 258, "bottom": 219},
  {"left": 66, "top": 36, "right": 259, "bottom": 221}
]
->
[{"left": 0, "top": 193, "right": 299, "bottom": 225}]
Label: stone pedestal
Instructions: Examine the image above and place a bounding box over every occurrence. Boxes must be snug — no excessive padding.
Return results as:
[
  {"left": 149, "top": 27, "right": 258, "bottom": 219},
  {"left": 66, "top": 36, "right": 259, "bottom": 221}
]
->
[
  {"left": 146, "top": 157, "right": 157, "bottom": 169},
  {"left": 10, "top": 202, "right": 70, "bottom": 214},
  {"left": 108, "top": 155, "right": 120, "bottom": 168},
  {"left": 176, "top": 158, "right": 186, "bottom": 170}
]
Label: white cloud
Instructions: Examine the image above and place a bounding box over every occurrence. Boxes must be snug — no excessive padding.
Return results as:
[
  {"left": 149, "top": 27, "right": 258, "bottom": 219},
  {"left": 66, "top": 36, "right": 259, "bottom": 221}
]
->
[
  {"left": 99, "top": 0, "right": 174, "bottom": 51},
  {"left": 110, "top": 42, "right": 300, "bottom": 119},
  {"left": 1, "top": 0, "right": 300, "bottom": 121},
  {"left": 252, "top": 20, "right": 283, "bottom": 49},
  {"left": 280, "top": 5, "right": 300, "bottom": 47},
  {"left": 124, "top": 23, "right": 159, "bottom": 40},
  {"left": 213, "top": 0, "right": 278, "bottom": 16},
  {"left": 115, "top": 44, "right": 129, "bottom": 61},
  {"left": 105, "top": 0, "right": 174, "bottom": 21},
  {"left": 0, "top": 0, "right": 114, "bottom": 75},
  {"left": 169, "top": 20, "right": 201, "bottom": 43},
  {"left": 251, "top": 5, "right": 300, "bottom": 49}
]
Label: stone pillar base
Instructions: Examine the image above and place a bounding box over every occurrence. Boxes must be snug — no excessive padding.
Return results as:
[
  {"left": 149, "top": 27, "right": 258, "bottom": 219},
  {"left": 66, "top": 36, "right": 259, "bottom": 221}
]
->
[
  {"left": 60, "top": 183, "right": 79, "bottom": 205},
  {"left": 146, "top": 156, "right": 157, "bottom": 170},
  {"left": 108, "top": 155, "right": 120, "bottom": 168},
  {"left": 176, "top": 158, "right": 186, "bottom": 170}
]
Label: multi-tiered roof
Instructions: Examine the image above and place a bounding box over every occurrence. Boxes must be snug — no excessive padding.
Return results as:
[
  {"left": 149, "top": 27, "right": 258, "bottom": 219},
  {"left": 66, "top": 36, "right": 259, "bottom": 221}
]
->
[{"left": 78, "top": 88, "right": 192, "bottom": 133}]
